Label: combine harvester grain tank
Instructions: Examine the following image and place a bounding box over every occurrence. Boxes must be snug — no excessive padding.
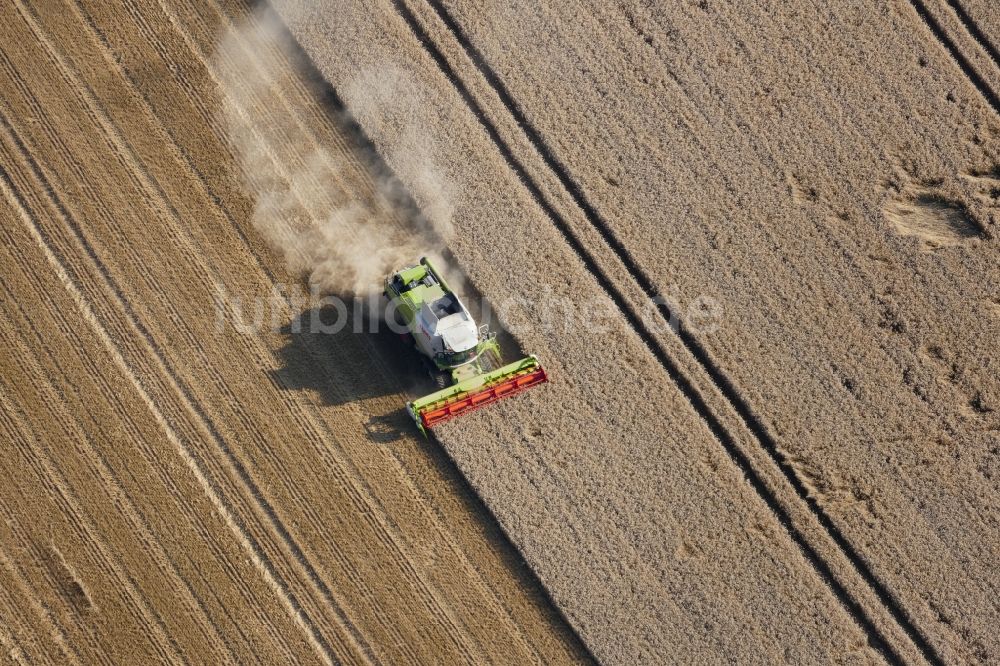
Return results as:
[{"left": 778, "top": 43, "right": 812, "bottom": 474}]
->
[{"left": 384, "top": 258, "right": 548, "bottom": 434}]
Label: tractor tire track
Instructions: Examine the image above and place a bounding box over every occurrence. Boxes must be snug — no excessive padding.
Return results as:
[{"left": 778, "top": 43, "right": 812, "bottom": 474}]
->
[
  {"left": 386, "top": 2, "right": 879, "bottom": 662},
  {"left": 903, "top": 0, "right": 1000, "bottom": 115},
  {"left": 603, "top": 0, "right": 1000, "bottom": 649},
  {"left": 947, "top": 0, "right": 1000, "bottom": 70}
]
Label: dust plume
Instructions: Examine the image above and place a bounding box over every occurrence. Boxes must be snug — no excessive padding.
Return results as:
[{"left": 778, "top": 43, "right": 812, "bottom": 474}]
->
[{"left": 214, "top": 6, "right": 454, "bottom": 296}]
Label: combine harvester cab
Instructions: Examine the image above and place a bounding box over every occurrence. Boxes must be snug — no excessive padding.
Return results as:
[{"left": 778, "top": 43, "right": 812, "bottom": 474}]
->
[{"left": 384, "top": 257, "right": 548, "bottom": 435}]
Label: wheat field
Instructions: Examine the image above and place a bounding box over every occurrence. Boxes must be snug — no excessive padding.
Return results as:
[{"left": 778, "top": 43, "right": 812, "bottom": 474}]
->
[{"left": 2, "top": 0, "right": 998, "bottom": 664}]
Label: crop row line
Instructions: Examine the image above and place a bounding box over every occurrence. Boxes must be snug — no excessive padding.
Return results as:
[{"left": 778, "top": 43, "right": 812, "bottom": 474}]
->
[
  {"left": 391, "top": 0, "right": 945, "bottom": 663},
  {"left": 0, "top": 98, "right": 341, "bottom": 665},
  {"left": 0, "top": 195, "right": 277, "bottom": 663}
]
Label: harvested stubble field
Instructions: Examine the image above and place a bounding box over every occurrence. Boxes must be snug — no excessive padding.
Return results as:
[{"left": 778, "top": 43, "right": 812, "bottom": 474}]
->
[
  {"left": 0, "top": 0, "right": 589, "bottom": 664},
  {"left": 2, "top": 0, "right": 999, "bottom": 665}
]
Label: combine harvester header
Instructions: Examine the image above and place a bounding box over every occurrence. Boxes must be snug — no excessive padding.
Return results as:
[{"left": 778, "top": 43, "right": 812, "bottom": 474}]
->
[{"left": 384, "top": 258, "right": 548, "bottom": 434}]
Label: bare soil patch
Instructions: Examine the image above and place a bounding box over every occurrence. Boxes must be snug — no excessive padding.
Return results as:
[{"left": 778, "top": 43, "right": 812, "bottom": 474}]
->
[{"left": 885, "top": 188, "right": 984, "bottom": 249}]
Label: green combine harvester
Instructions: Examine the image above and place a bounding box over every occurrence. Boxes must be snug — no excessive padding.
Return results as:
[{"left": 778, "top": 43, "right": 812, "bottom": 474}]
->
[{"left": 384, "top": 257, "right": 548, "bottom": 434}]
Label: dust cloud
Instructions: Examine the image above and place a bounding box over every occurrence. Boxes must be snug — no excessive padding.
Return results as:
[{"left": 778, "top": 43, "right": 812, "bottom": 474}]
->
[{"left": 214, "top": 6, "right": 454, "bottom": 296}]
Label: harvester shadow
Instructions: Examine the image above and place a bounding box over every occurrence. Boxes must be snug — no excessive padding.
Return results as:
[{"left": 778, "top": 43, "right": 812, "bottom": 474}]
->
[
  {"left": 268, "top": 304, "right": 431, "bottom": 438},
  {"left": 362, "top": 411, "right": 413, "bottom": 444},
  {"left": 269, "top": 278, "right": 528, "bottom": 435}
]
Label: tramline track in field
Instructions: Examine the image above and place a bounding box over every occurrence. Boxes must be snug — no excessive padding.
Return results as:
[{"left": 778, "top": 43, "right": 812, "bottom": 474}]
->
[{"left": 389, "top": 0, "right": 958, "bottom": 662}]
